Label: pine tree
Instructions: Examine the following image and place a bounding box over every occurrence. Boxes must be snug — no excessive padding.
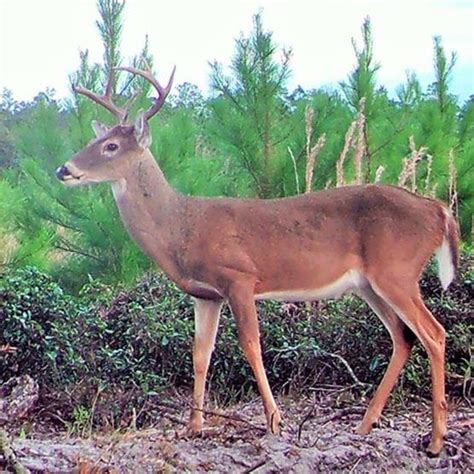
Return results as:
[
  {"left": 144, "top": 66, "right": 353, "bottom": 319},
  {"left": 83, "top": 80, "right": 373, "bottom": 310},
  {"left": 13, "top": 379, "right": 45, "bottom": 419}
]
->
[
  {"left": 340, "top": 16, "right": 380, "bottom": 181},
  {"left": 431, "top": 36, "right": 457, "bottom": 115},
  {"left": 3, "top": 0, "right": 154, "bottom": 289},
  {"left": 209, "top": 12, "right": 292, "bottom": 198}
]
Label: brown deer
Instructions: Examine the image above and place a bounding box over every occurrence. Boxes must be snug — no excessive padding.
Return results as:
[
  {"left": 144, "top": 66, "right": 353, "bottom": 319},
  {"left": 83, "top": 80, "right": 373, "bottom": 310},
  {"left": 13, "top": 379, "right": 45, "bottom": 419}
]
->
[{"left": 56, "top": 65, "right": 459, "bottom": 456}]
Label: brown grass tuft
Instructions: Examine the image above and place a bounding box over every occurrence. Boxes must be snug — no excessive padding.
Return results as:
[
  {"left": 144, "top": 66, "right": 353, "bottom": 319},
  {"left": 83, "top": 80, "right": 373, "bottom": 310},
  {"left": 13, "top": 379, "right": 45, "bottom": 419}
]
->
[
  {"left": 448, "top": 148, "right": 458, "bottom": 216},
  {"left": 353, "top": 98, "right": 366, "bottom": 185},
  {"left": 374, "top": 165, "right": 385, "bottom": 183},
  {"left": 336, "top": 121, "right": 356, "bottom": 187},
  {"left": 398, "top": 135, "right": 427, "bottom": 192}
]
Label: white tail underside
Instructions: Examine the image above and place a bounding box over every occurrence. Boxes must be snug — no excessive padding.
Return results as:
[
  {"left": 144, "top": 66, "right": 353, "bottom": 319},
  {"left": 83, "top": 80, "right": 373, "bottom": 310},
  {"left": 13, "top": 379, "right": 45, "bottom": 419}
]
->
[{"left": 435, "top": 235, "right": 455, "bottom": 291}]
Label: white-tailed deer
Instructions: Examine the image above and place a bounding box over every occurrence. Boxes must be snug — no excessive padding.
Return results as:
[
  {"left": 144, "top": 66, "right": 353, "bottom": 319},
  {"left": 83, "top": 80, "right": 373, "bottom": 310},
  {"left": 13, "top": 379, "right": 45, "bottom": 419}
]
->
[{"left": 57, "top": 65, "right": 459, "bottom": 456}]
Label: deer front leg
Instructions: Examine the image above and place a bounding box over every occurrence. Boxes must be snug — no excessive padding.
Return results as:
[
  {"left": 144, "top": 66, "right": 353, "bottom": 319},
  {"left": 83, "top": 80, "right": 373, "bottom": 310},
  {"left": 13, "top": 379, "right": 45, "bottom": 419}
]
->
[
  {"left": 189, "top": 298, "right": 223, "bottom": 433},
  {"left": 227, "top": 284, "right": 282, "bottom": 434}
]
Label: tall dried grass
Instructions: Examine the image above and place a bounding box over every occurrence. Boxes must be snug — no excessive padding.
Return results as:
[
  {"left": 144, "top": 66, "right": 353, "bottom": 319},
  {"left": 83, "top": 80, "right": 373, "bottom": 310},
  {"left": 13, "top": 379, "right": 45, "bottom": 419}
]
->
[
  {"left": 336, "top": 121, "right": 356, "bottom": 187},
  {"left": 293, "top": 99, "right": 459, "bottom": 223},
  {"left": 336, "top": 98, "right": 366, "bottom": 187},
  {"left": 0, "top": 233, "right": 17, "bottom": 266},
  {"left": 398, "top": 135, "right": 427, "bottom": 192},
  {"left": 304, "top": 106, "right": 326, "bottom": 194},
  {"left": 353, "top": 98, "right": 366, "bottom": 185},
  {"left": 374, "top": 165, "right": 385, "bottom": 183},
  {"left": 288, "top": 106, "right": 327, "bottom": 195},
  {"left": 448, "top": 148, "right": 458, "bottom": 215}
]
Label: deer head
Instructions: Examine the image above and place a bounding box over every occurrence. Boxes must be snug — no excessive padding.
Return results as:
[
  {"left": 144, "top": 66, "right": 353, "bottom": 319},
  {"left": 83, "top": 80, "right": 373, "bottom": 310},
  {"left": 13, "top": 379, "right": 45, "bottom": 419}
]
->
[{"left": 56, "top": 66, "right": 175, "bottom": 186}]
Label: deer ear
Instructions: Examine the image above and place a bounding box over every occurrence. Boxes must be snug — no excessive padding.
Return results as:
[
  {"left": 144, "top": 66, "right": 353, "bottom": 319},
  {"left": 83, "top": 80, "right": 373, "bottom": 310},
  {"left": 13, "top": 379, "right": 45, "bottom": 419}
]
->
[
  {"left": 134, "top": 111, "right": 152, "bottom": 149},
  {"left": 91, "top": 120, "right": 109, "bottom": 138}
]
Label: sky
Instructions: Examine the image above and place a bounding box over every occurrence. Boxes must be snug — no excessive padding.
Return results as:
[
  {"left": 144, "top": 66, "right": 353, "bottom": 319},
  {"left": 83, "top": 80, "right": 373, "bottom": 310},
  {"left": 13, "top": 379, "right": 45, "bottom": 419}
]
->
[{"left": 0, "top": 0, "right": 473, "bottom": 102}]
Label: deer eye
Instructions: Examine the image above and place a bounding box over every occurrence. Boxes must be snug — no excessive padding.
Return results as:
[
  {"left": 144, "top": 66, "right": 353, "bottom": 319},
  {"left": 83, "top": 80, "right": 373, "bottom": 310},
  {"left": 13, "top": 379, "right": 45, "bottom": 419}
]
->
[{"left": 106, "top": 143, "right": 118, "bottom": 152}]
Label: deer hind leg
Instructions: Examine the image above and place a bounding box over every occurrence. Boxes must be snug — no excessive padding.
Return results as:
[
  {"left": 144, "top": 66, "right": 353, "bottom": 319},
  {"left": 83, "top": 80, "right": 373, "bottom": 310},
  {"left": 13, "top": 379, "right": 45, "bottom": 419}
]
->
[
  {"left": 369, "top": 280, "right": 447, "bottom": 456},
  {"left": 356, "top": 284, "right": 415, "bottom": 435},
  {"left": 189, "top": 298, "right": 223, "bottom": 433},
  {"left": 227, "top": 284, "right": 282, "bottom": 434}
]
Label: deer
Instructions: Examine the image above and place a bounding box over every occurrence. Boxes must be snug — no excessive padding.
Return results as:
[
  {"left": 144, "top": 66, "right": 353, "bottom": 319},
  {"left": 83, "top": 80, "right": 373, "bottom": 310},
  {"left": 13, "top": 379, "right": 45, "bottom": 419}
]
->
[{"left": 56, "top": 65, "right": 459, "bottom": 456}]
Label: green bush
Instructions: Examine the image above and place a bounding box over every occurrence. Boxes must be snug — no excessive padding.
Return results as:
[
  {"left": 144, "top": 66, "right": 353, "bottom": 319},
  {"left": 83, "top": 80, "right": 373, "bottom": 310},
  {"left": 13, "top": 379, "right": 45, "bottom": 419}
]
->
[
  {"left": 0, "top": 251, "right": 471, "bottom": 427},
  {"left": 0, "top": 267, "right": 83, "bottom": 387}
]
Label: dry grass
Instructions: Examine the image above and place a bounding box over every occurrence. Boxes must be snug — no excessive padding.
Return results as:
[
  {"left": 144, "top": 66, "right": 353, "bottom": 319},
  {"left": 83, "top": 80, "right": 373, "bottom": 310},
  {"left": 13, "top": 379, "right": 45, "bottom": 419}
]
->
[
  {"left": 288, "top": 147, "right": 300, "bottom": 194},
  {"left": 304, "top": 105, "right": 326, "bottom": 194},
  {"left": 336, "top": 98, "right": 366, "bottom": 187},
  {"left": 0, "top": 233, "right": 17, "bottom": 266},
  {"left": 353, "top": 98, "right": 366, "bottom": 185},
  {"left": 448, "top": 148, "right": 458, "bottom": 215},
  {"left": 398, "top": 135, "right": 427, "bottom": 192},
  {"left": 288, "top": 105, "right": 326, "bottom": 195},
  {"left": 374, "top": 165, "right": 385, "bottom": 183},
  {"left": 331, "top": 110, "right": 459, "bottom": 213},
  {"left": 336, "top": 121, "right": 356, "bottom": 187}
]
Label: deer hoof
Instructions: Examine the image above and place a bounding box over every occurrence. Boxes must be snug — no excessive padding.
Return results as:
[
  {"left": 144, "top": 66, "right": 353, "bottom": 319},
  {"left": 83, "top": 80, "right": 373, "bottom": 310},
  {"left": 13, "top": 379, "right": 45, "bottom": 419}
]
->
[
  {"left": 187, "top": 414, "right": 204, "bottom": 435},
  {"left": 355, "top": 420, "right": 377, "bottom": 435},
  {"left": 268, "top": 410, "right": 283, "bottom": 435},
  {"left": 426, "top": 438, "right": 444, "bottom": 457}
]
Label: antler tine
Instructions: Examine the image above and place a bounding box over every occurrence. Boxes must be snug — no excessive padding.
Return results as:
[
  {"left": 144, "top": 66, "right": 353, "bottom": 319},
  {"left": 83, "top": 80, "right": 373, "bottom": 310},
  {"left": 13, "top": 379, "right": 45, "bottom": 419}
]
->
[
  {"left": 73, "top": 68, "right": 128, "bottom": 123},
  {"left": 115, "top": 65, "right": 176, "bottom": 121}
]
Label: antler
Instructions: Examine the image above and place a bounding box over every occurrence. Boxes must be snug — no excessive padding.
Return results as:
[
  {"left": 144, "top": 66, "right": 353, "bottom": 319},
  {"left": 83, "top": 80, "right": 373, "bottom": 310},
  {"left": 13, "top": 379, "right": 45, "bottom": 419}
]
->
[
  {"left": 115, "top": 65, "right": 176, "bottom": 121},
  {"left": 73, "top": 69, "right": 129, "bottom": 123}
]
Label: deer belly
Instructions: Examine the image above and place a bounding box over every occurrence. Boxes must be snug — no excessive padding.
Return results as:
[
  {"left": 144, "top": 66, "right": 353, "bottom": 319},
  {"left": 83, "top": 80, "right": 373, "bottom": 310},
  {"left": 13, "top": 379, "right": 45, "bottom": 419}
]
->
[{"left": 255, "top": 269, "right": 364, "bottom": 302}]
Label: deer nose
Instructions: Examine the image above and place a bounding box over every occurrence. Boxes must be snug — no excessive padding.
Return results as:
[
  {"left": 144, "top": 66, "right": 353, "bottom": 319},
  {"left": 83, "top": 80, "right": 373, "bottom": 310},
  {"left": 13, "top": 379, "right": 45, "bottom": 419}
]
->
[{"left": 55, "top": 165, "right": 71, "bottom": 181}]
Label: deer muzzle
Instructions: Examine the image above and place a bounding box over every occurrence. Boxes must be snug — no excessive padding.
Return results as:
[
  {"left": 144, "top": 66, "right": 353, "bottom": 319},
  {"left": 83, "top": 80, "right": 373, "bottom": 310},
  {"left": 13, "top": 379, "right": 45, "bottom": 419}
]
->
[
  {"left": 55, "top": 165, "right": 72, "bottom": 181},
  {"left": 56, "top": 162, "right": 86, "bottom": 183}
]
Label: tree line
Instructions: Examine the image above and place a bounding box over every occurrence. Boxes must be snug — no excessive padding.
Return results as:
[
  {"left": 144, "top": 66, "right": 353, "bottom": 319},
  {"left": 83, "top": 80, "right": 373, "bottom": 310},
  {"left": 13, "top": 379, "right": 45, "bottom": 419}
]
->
[{"left": 0, "top": 0, "right": 472, "bottom": 291}]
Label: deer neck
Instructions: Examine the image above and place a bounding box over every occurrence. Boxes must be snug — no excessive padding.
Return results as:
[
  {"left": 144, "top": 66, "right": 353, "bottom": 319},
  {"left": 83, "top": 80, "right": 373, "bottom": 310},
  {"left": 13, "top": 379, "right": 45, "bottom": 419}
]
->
[{"left": 111, "top": 150, "right": 184, "bottom": 279}]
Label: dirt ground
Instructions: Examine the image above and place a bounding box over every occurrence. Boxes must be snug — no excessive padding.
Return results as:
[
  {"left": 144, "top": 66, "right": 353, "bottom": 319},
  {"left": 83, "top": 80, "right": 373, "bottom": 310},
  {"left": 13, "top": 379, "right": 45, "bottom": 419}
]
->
[{"left": 4, "top": 396, "right": 473, "bottom": 473}]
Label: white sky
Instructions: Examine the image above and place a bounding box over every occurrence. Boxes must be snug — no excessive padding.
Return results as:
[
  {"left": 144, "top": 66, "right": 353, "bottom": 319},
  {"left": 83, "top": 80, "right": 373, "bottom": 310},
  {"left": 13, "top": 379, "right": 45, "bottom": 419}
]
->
[{"left": 0, "top": 0, "right": 473, "bottom": 102}]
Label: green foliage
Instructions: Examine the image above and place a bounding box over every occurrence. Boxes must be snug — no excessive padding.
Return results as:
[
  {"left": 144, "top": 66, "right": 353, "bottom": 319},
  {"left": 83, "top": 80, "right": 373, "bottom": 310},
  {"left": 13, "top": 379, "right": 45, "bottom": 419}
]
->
[
  {"left": 0, "top": 0, "right": 154, "bottom": 290},
  {"left": 0, "top": 267, "right": 83, "bottom": 387},
  {"left": 287, "top": 90, "right": 352, "bottom": 191},
  {"left": 209, "top": 12, "right": 292, "bottom": 198},
  {"left": 431, "top": 35, "right": 457, "bottom": 115},
  {"left": 0, "top": 252, "right": 471, "bottom": 427},
  {"left": 340, "top": 16, "right": 380, "bottom": 115},
  {"left": 3, "top": 93, "right": 151, "bottom": 289},
  {"left": 0, "top": 10, "right": 473, "bottom": 290},
  {"left": 96, "top": 0, "right": 125, "bottom": 80},
  {"left": 0, "top": 6, "right": 471, "bottom": 435}
]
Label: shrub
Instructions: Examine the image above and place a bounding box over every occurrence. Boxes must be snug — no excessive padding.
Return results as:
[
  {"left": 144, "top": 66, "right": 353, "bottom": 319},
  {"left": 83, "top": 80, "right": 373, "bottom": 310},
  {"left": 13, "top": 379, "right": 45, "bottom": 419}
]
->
[
  {"left": 0, "top": 251, "right": 471, "bottom": 427},
  {"left": 0, "top": 267, "right": 83, "bottom": 387}
]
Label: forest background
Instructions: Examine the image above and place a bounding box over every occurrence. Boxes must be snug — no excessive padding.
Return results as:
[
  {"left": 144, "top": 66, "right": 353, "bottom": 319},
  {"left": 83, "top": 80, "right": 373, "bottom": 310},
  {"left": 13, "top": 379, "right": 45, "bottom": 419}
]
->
[{"left": 0, "top": 0, "right": 472, "bottom": 431}]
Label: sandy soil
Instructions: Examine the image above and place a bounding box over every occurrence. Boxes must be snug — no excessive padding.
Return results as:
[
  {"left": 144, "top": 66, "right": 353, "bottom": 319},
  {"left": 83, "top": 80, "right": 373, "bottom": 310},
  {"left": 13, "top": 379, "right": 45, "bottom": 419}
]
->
[{"left": 3, "top": 396, "right": 472, "bottom": 473}]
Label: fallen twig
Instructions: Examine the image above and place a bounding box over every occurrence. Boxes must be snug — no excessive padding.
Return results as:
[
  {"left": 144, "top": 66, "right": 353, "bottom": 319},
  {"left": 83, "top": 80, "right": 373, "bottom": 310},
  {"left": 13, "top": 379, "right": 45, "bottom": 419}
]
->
[
  {"left": 149, "top": 398, "right": 266, "bottom": 432},
  {"left": 445, "top": 440, "right": 473, "bottom": 458},
  {"left": 318, "top": 406, "right": 366, "bottom": 426},
  {"left": 348, "top": 456, "right": 362, "bottom": 473},
  {"left": 450, "top": 417, "right": 474, "bottom": 429},
  {"left": 319, "top": 350, "right": 372, "bottom": 389},
  {"left": 297, "top": 404, "right": 316, "bottom": 443},
  {"left": 243, "top": 458, "right": 267, "bottom": 473},
  {"left": 192, "top": 406, "right": 267, "bottom": 432},
  {"left": 161, "top": 413, "right": 186, "bottom": 426},
  {"left": 297, "top": 405, "right": 367, "bottom": 444},
  {"left": 397, "top": 411, "right": 425, "bottom": 428},
  {"left": 0, "top": 345, "right": 17, "bottom": 354}
]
